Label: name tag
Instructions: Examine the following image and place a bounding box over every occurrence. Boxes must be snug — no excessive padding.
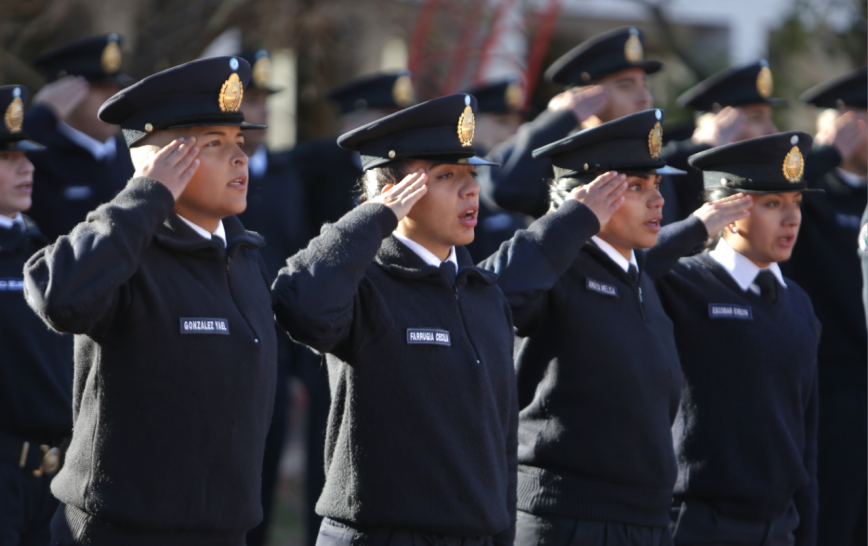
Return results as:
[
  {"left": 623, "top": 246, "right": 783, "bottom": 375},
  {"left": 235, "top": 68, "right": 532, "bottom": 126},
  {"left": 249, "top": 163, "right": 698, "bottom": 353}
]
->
[
  {"left": 180, "top": 318, "right": 230, "bottom": 334},
  {"left": 586, "top": 277, "right": 618, "bottom": 297},
  {"left": 708, "top": 304, "right": 753, "bottom": 320},
  {"left": 64, "top": 186, "right": 92, "bottom": 201},
  {"left": 406, "top": 328, "right": 451, "bottom": 347},
  {"left": 0, "top": 278, "right": 24, "bottom": 292},
  {"left": 836, "top": 213, "right": 861, "bottom": 230}
]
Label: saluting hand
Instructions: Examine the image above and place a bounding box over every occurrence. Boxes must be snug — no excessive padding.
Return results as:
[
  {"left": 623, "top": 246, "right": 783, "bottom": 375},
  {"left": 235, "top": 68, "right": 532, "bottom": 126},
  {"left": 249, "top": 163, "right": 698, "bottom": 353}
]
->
[
  {"left": 568, "top": 171, "right": 627, "bottom": 228},
  {"left": 549, "top": 85, "right": 610, "bottom": 124},
  {"left": 134, "top": 137, "right": 200, "bottom": 201},
  {"left": 815, "top": 110, "right": 868, "bottom": 161},
  {"left": 373, "top": 169, "right": 429, "bottom": 222},
  {"left": 692, "top": 193, "right": 752, "bottom": 236},
  {"left": 692, "top": 106, "right": 748, "bottom": 147},
  {"left": 32, "top": 76, "right": 90, "bottom": 121}
]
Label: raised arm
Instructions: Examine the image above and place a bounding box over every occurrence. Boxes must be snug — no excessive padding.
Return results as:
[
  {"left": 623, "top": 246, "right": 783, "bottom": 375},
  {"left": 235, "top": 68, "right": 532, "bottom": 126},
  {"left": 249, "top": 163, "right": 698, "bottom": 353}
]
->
[
  {"left": 272, "top": 170, "right": 427, "bottom": 355},
  {"left": 24, "top": 138, "right": 199, "bottom": 336}
]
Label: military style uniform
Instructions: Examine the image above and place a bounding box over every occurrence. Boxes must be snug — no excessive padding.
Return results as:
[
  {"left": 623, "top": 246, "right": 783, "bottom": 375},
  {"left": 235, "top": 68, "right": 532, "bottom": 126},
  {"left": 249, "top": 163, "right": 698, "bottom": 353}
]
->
[
  {"left": 782, "top": 67, "right": 868, "bottom": 546},
  {"left": 24, "top": 34, "right": 134, "bottom": 240},
  {"left": 480, "top": 110, "right": 684, "bottom": 546},
  {"left": 0, "top": 85, "right": 73, "bottom": 546},
  {"left": 273, "top": 94, "right": 518, "bottom": 546},
  {"left": 480, "top": 26, "right": 663, "bottom": 219},
  {"left": 24, "top": 56, "right": 277, "bottom": 546}
]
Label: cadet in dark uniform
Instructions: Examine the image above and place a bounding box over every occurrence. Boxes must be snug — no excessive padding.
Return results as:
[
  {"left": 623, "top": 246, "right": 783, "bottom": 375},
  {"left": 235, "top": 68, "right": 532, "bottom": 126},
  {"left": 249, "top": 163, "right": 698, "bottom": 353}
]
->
[
  {"left": 272, "top": 94, "right": 518, "bottom": 546},
  {"left": 461, "top": 77, "right": 531, "bottom": 261},
  {"left": 291, "top": 70, "right": 416, "bottom": 545},
  {"left": 24, "top": 56, "right": 277, "bottom": 545},
  {"left": 24, "top": 34, "right": 135, "bottom": 240},
  {"left": 480, "top": 26, "right": 662, "bottom": 219},
  {"left": 781, "top": 67, "right": 868, "bottom": 546},
  {"left": 651, "top": 132, "right": 821, "bottom": 545},
  {"left": 659, "top": 59, "right": 782, "bottom": 225},
  {"left": 235, "top": 48, "right": 312, "bottom": 546},
  {"left": 0, "top": 85, "right": 73, "bottom": 546},
  {"left": 480, "top": 110, "right": 685, "bottom": 546}
]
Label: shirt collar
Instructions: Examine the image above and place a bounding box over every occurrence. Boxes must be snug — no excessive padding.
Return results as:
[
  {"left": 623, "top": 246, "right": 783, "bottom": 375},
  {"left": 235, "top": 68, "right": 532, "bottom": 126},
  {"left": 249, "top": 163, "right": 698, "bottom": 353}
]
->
[
  {"left": 591, "top": 235, "right": 638, "bottom": 273},
  {"left": 836, "top": 168, "right": 867, "bottom": 189},
  {"left": 248, "top": 145, "right": 268, "bottom": 179},
  {"left": 177, "top": 215, "right": 226, "bottom": 248},
  {"left": 392, "top": 231, "right": 459, "bottom": 270},
  {"left": 709, "top": 237, "right": 786, "bottom": 294},
  {"left": 56, "top": 122, "right": 117, "bottom": 161},
  {"left": 0, "top": 212, "right": 25, "bottom": 230}
]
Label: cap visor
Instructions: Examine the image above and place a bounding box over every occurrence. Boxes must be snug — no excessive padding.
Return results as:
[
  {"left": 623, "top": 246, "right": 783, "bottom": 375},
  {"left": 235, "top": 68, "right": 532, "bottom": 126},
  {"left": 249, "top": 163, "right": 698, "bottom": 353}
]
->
[
  {"left": 655, "top": 165, "right": 687, "bottom": 175},
  {"left": 1, "top": 139, "right": 44, "bottom": 151},
  {"left": 402, "top": 155, "right": 500, "bottom": 167}
]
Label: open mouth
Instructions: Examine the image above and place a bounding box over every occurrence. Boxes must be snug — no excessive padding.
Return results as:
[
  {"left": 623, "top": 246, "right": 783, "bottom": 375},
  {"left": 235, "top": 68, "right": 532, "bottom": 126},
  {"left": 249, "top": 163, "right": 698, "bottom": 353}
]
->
[
  {"left": 644, "top": 216, "right": 662, "bottom": 231},
  {"left": 228, "top": 176, "right": 247, "bottom": 189},
  {"left": 14, "top": 181, "right": 33, "bottom": 193},
  {"left": 458, "top": 205, "right": 479, "bottom": 227},
  {"left": 777, "top": 234, "right": 796, "bottom": 247}
]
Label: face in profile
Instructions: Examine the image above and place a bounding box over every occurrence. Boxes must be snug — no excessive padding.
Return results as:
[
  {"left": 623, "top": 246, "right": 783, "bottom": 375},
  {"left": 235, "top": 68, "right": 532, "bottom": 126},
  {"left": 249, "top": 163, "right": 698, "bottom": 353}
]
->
[
  {"left": 725, "top": 191, "right": 802, "bottom": 266},
  {"left": 0, "top": 151, "right": 35, "bottom": 217},
  {"left": 596, "top": 68, "right": 652, "bottom": 123}
]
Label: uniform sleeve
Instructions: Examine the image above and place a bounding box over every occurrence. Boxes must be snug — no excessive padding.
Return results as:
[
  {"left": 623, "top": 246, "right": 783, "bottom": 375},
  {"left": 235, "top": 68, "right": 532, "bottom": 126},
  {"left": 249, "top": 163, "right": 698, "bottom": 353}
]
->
[
  {"left": 22, "top": 104, "right": 69, "bottom": 149},
  {"left": 479, "top": 109, "right": 578, "bottom": 218},
  {"left": 804, "top": 145, "right": 841, "bottom": 188},
  {"left": 478, "top": 199, "right": 599, "bottom": 334},
  {"left": 793, "top": 367, "right": 819, "bottom": 546},
  {"left": 271, "top": 202, "right": 398, "bottom": 355},
  {"left": 23, "top": 177, "right": 174, "bottom": 336},
  {"left": 643, "top": 214, "right": 709, "bottom": 281}
]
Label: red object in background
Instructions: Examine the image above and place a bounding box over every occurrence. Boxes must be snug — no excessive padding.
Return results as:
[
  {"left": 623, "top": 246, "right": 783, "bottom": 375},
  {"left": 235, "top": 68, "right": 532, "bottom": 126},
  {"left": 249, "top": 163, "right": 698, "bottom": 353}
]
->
[{"left": 408, "top": 0, "right": 564, "bottom": 108}]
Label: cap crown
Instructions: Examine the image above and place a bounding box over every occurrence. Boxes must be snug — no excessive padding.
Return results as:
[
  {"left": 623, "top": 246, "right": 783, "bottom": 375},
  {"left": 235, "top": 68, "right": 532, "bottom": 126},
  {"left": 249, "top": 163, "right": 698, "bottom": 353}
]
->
[{"left": 545, "top": 27, "right": 663, "bottom": 85}]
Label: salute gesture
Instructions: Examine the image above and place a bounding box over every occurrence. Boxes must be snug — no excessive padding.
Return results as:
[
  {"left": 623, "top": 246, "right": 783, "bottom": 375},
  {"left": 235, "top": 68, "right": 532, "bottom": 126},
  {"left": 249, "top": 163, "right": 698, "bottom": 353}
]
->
[
  {"left": 568, "top": 171, "right": 627, "bottom": 227},
  {"left": 134, "top": 137, "right": 200, "bottom": 200},
  {"left": 373, "top": 169, "right": 429, "bottom": 221}
]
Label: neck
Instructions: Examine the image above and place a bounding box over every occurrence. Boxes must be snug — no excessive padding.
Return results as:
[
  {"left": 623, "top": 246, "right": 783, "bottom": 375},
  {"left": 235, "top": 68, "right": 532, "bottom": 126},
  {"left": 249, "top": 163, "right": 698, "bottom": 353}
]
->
[
  {"left": 0, "top": 210, "right": 18, "bottom": 220},
  {"left": 596, "top": 233, "right": 632, "bottom": 261},
  {"left": 396, "top": 223, "right": 452, "bottom": 262},
  {"left": 722, "top": 234, "right": 771, "bottom": 269},
  {"left": 174, "top": 205, "right": 221, "bottom": 234}
]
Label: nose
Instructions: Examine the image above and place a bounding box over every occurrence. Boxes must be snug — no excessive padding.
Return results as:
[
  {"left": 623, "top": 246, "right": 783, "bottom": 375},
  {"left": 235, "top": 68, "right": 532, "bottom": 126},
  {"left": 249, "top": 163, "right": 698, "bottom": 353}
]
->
[
  {"left": 648, "top": 185, "right": 664, "bottom": 209},
  {"left": 233, "top": 145, "right": 248, "bottom": 166},
  {"left": 459, "top": 172, "right": 480, "bottom": 199},
  {"left": 18, "top": 156, "right": 35, "bottom": 176},
  {"left": 783, "top": 204, "right": 801, "bottom": 227},
  {"left": 764, "top": 119, "right": 778, "bottom": 136},
  {"left": 639, "top": 87, "right": 652, "bottom": 109}
]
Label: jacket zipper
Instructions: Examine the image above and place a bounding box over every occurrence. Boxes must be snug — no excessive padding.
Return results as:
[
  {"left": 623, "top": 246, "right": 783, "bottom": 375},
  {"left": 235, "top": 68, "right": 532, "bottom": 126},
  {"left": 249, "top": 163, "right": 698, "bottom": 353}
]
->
[
  {"left": 636, "top": 278, "right": 646, "bottom": 321},
  {"left": 452, "top": 284, "right": 483, "bottom": 366},
  {"left": 225, "top": 253, "right": 261, "bottom": 345}
]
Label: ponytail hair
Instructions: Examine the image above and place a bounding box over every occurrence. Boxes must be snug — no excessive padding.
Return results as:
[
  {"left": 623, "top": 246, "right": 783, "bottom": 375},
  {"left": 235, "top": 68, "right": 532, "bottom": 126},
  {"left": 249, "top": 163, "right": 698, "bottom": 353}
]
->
[
  {"left": 356, "top": 161, "right": 411, "bottom": 204},
  {"left": 548, "top": 172, "right": 599, "bottom": 212},
  {"left": 701, "top": 185, "right": 740, "bottom": 249}
]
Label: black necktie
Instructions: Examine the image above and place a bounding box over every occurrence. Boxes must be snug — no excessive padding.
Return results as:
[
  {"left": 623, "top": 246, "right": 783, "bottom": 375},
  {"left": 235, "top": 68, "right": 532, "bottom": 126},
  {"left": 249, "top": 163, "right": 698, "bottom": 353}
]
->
[
  {"left": 754, "top": 270, "right": 777, "bottom": 302},
  {"left": 440, "top": 261, "right": 457, "bottom": 287},
  {"left": 627, "top": 264, "right": 640, "bottom": 286}
]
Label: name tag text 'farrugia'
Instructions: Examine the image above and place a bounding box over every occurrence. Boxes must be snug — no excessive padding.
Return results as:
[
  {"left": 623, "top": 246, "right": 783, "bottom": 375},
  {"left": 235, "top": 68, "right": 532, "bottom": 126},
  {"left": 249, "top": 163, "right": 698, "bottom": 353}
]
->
[
  {"left": 406, "top": 328, "right": 451, "bottom": 346},
  {"left": 180, "top": 318, "right": 230, "bottom": 334}
]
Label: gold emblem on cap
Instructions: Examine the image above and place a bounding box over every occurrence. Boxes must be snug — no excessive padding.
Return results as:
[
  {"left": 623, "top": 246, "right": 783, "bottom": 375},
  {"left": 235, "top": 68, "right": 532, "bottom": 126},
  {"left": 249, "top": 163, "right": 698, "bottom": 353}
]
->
[
  {"left": 756, "top": 66, "right": 773, "bottom": 99},
  {"left": 5, "top": 97, "right": 23, "bottom": 133},
  {"left": 101, "top": 41, "right": 122, "bottom": 74},
  {"left": 648, "top": 121, "right": 663, "bottom": 159},
  {"left": 392, "top": 75, "right": 415, "bottom": 108},
  {"left": 457, "top": 105, "right": 475, "bottom": 147},
  {"left": 252, "top": 57, "right": 271, "bottom": 89},
  {"left": 783, "top": 146, "right": 804, "bottom": 182},
  {"left": 219, "top": 73, "right": 244, "bottom": 112},
  {"left": 624, "top": 35, "right": 644, "bottom": 64},
  {"left": 505, "top": 82, "right": 524, "bottom": 111}
]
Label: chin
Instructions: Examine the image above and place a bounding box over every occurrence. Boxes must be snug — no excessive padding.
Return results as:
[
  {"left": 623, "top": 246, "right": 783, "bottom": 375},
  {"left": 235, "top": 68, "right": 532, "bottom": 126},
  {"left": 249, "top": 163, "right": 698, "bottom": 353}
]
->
[
  {"left": 453, "top": 230, "right": 475, "bottom": 247},
  {"left": 633, "top": 233, "right": 659, "bottom": 250}
]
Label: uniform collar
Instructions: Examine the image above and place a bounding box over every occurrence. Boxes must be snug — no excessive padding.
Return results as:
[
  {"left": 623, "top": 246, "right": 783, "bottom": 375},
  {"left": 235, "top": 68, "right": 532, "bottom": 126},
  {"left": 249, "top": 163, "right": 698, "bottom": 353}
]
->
[
  {"left": 836, "top": 168, "right": 867, "bottom": 189},
  {"left": 56, "top": 122, "right": 117, "bottom": 161},
  {"left": 376, "top": 235, "right": 499, "bottom": 286},
  {"left": 249, "top": 145, "right": 268, "bottom": 179},
  {"left": 591, "top": 235, "right": 638, "bottom": 273},
  {"left": 177, "top": 215, "right": 226, "bottom": 248},
  {"left": 709, "top": 237, "right": 786, "bottom": 294},
  {"left": 154, "top": 214, "right": 261, "bottom": 255},
  {"left": 392, "top": 231, "right": 459, "bottom": 270},
  {"left": 0, "top": 212, "right": 25, "bottom": 230}
]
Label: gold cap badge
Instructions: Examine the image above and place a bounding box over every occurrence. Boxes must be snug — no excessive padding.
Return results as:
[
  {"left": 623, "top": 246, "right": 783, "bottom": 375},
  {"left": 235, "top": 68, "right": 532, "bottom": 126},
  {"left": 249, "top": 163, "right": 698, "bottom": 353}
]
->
[
  {"left": 756, "top": 66, "right": 773, "bottom": 99},
  {"left": 505, "top": 81, "right": 524, "bottom": 111},
  {"left": 101, "top": 40, "right": 122, "bottom": 74},
  {"left": 219, "top": 72, "right": 244, "bottom": 112},
  {"left": 5, "top": 94, "right": 23, "bottom": 133},
  {"left": 624, "top": 31, "right": 643, "bottom": 64},
  {"left": 648, "top": 121, "right": 663, "bottom": 159},
  {"left": 457, "top": 96, "right": 475, "bottom": 147},
  {"left": 252, "top": 56, "right": 271, "bottom": 89},
  {"left": 783, "top": 146, "right": 804, "bottom": 182},
  {"left": 392, "top": 74, "right": 415, "bottom": 108}
]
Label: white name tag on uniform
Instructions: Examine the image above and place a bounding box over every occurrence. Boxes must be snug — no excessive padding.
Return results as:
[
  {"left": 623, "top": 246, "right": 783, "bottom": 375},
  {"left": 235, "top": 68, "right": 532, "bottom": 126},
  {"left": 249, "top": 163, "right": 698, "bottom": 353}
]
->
[
  {"left": 0, "top": 278, "right": 24, "bottom": 292},
  {"left": 586, "top": 277, "right": 618, "bottom": 297},
  {"left": 180, "top": 318, "right": 230, "bottom": 334},
  {"left": 63, "top": 186, "right": 93, "bottom": 201},
  {"left": 708, "top": 304, "right": 753, "bottom": 320},
  {"left": 406, "top": 328, "right": 451, "bottom": 347}
]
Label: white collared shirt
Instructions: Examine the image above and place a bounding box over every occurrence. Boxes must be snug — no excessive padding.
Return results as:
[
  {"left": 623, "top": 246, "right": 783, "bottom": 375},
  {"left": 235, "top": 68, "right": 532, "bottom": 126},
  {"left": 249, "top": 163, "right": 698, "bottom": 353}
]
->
[
  {"left": 56, "top": 122, "right": 117, "bottom": 162},
  {"left": 248, "top": 145, "right": 268, "bottom": 179},
  {"left": 591, "top": 235, "right": 638, "bottom": 273},
  {"left": 836, "top": 168, "right": 867, "bottom": 189},
  {"left": 392, "top": 231, "right": 459, "bottom": 271},
  {"left": 709, "top": 237, "right": 787, "bottom": 295},
  {"left": 0, "top": 212, "right": 25, "bottom": 230},
  {"left": 177, "top": 215, "right": 226, "bottom": 248}
]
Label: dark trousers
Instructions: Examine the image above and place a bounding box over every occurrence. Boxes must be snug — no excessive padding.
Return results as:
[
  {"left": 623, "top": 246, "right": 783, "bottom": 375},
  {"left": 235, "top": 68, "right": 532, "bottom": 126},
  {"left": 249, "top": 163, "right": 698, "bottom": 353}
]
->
[
  {"left": 515, "top": 510, "right": 672, "bottom": 546},
  {"left": 0, "top": 461, "right": 59, "bottom": 546},
  {"left": 670, "top": 499, "right": 799, "bottom": 546},
  {"left": 315, "top": 518, "right": 494, "bottom": 546},
  {"left": 247, "top": 364, "right": 292, "bottom": 546},
  {"left": 816, "top": 381, "right": 868, "bottom": 546}
]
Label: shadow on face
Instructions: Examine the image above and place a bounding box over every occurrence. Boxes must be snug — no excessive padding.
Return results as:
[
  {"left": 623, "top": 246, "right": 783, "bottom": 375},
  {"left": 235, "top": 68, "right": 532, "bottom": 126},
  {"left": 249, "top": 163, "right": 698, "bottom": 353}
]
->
[
  {"left": 596, "top": 68, "right": 652, "bottom": 123},
  {"left": 725, "top": 191, "right": 802, "bottom": 267},
  {"left": 598, "top": 173, "right": 663, "bottom": 255}
]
